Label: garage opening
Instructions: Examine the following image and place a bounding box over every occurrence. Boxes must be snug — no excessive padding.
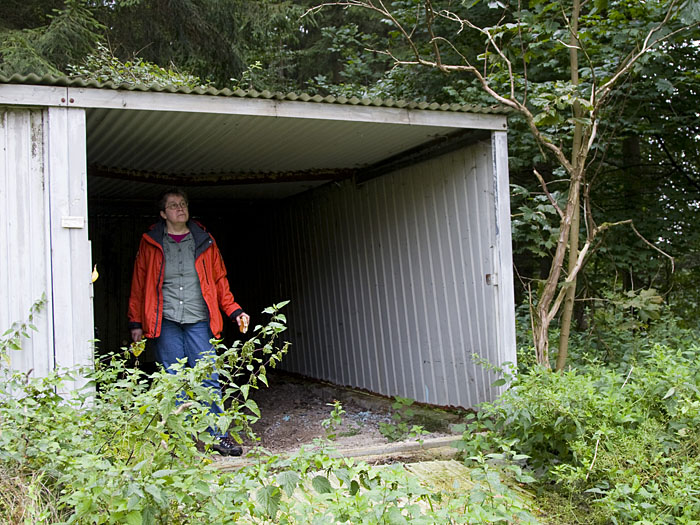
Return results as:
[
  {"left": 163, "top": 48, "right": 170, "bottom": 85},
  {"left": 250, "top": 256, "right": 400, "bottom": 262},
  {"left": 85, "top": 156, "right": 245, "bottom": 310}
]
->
[
  {"left": 0, "top": 80, "right": 515, "bottom": 409},
  {"left": 86, "top": 128, "right": 511, "bottom": 409}
]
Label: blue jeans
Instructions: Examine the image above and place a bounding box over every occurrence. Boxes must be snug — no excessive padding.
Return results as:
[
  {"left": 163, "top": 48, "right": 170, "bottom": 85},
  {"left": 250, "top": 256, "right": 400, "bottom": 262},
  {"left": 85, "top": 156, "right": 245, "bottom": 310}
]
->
[{"left": 156, "top": 319, "right": 224, "bottom": 437}]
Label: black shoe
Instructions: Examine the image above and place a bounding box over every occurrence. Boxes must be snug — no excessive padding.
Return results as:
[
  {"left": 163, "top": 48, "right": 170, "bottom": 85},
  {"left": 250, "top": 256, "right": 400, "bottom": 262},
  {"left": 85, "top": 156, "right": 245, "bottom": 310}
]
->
[{"left": 212, "top": 436, "right": 243, "bottom": 457}]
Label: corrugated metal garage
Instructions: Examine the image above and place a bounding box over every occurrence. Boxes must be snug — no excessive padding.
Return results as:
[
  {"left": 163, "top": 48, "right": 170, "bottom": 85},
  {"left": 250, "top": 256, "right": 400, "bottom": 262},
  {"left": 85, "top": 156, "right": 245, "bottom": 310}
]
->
[{"left": 0, "top": 74, "right": 515, "bottom": 407}]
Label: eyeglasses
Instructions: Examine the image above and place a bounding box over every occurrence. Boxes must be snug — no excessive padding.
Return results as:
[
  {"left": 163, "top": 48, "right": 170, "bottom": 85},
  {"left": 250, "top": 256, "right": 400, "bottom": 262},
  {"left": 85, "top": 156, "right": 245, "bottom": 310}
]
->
[{"left": 165, "top": 202, "right": 188, "bottom": 211}]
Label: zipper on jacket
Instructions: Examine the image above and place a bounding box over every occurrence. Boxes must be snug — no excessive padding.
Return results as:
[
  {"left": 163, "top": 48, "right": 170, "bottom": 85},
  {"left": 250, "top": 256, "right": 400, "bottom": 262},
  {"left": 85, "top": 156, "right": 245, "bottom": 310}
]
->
[
  {"left": 203, "top": 259, "right": 211, "bottom": 285},
  {"left": 154, "top": 255, "right": 164, "bottom": 336},
  {"left": 144, "top": 226, "right": 166, "bottom": 338}
]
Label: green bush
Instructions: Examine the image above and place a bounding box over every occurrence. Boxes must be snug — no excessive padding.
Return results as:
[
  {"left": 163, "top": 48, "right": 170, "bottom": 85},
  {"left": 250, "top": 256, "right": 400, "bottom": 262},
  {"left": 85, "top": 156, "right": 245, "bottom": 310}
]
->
[
  {"left": 0, "top": 301, "right": 291, "bottom": 524},
  {"left": 1, "top": 300, "right": 540, "bottom": 524},
  {"left": 461, "top": 318, "right": 700, "bottom": 524}
]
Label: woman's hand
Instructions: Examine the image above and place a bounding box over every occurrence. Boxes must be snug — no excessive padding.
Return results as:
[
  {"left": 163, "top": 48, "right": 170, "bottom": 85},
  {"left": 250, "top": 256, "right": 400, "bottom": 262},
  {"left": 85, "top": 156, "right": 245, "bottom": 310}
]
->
[
  {"left": 131, "top": 328, "right": 143, "bottom": 342},
  {"left": 236, "top": 313, "right": 250, "bottom": 334}
]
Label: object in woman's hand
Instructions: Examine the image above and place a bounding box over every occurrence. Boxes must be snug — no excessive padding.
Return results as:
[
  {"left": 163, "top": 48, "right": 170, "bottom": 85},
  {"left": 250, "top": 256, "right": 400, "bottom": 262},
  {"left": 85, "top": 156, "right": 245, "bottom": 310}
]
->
[
  {"left": 239, "top": 316, "right": 249, "bottom": 334},
  {"left": 130, "top": 338, "right": 146, "bottom": 357}
]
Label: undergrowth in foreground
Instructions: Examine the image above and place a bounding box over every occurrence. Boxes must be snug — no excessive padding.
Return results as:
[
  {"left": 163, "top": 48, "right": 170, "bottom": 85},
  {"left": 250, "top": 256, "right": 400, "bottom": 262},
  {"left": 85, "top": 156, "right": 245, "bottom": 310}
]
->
[
  {"left": 461, "top": 310, "right": 700, "bottom": 524},
  {"left": 10, "top": 295, "right": 696, "bottom": 523},
  {"left": 1, "top": 299, "right": 537, "bottom": 524}
]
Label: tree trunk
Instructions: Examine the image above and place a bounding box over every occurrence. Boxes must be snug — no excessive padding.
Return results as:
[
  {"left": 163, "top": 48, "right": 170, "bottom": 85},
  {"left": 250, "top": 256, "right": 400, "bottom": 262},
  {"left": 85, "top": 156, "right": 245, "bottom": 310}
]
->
[
  {"left": 557, "top": 189, "right": 580, "bottom": 370},
  {"left": 556, "top": 0, "right": 582, "bottom": 371},
  {"left": 532, "top": 169, "right": 581, "bottom": 368}
]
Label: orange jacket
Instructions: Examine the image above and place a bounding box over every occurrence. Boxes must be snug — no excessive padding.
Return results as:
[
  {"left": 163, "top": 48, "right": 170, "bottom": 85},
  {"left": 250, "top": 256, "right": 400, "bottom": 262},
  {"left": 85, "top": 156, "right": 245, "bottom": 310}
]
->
[{"left": 128, "top": 220, "right": 242, "bottom": 339}]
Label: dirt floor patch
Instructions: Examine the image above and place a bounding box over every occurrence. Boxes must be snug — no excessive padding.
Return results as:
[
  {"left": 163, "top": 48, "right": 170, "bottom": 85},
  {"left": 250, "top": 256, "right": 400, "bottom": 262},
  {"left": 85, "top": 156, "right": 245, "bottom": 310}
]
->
[{"left": 237, "top": 370, "right": 466, "bottom": 457}]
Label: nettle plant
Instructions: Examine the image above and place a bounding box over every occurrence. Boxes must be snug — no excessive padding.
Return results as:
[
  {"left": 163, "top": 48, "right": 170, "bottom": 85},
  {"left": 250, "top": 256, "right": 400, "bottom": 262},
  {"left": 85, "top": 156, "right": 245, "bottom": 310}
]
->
[
  {"left": 1, "top": 298, "right": 541, "bottom": 524},
  {"left": 0, "top": 300, "right": 291, "bottom": 523},
  {"left": 378, "top": 396, "right": 430, "bottom": 443},
  {"left": 458, "top": 335, "right": 700, "bottom": 524}
]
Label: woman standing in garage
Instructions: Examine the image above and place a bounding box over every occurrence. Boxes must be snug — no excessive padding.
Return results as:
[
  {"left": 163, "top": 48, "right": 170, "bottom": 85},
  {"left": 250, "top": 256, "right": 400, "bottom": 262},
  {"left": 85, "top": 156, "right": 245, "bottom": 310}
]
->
[{"left": 128, "top": 187, "right": 249, "bottom": 456}]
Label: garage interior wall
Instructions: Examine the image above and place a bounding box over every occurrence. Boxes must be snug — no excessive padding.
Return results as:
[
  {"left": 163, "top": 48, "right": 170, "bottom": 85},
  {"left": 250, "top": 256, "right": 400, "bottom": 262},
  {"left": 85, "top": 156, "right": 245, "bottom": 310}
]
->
[
  {"left": 89, "top": 138, "right": 510, "bottom": 409},
  {"left": 271, "top": 141, "right": 504, "bottom": 408}
]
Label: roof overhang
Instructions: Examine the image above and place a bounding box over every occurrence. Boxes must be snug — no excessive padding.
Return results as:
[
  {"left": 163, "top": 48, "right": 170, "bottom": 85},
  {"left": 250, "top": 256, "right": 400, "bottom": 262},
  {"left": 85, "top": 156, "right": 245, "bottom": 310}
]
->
[{"left": 0, "top": 82, "right": 508, "bottom": 203}]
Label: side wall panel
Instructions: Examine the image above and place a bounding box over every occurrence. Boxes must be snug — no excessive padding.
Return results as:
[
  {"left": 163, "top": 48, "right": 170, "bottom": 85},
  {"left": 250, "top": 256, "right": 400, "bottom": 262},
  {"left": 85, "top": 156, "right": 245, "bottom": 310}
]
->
[
  {"left": 46, "top": 107, "right": 94, "bottom": 388},
  {"left": 0, "top": 109, "right": 54, "bottom": 376},
  {"left": 0, "top": 107, "right": 93, "bottom": 388},
  {"left": 492, "top": 131, "right": 517, "bottom": 377},
  {"left": 276, "top": 141, "right": 513, "bottom": 407}
]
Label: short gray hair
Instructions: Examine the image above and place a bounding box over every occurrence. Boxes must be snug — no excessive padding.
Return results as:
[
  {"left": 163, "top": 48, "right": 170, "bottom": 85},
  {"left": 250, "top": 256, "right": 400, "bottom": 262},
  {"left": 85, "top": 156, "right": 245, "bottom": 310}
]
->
[{"left": 158, "top": 187, "right": 188, "bottom": 211}]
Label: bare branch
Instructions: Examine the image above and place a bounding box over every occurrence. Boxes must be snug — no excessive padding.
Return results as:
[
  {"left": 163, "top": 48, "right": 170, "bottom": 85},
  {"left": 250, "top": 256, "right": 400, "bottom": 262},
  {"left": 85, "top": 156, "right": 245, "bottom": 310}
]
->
[
  {"left": 586, "top": 438, "right": 600, "bottom": 481},
  {"left": 534, "top": 169, "right": 564, "bottom": 219},
  {"left": 539, "top": 182, "right": 582, "bottom": 323},
  {"left": 586, "top": 82, "right": 635, "bottom": 184},
  {"left": 630, "top": 223, "right": 675, "bottom": 273},
  {"left": 436, "top": 7, "right": 517, "bottom": 100},
  {"left": 548, "top": 219, "right": 633, "bottom": 322},
  {"left": 313, "top": 1, "right": 575, "bottom": 174},
  {"left": 424, "top": 0, "right": 444, "bottom": 71},
  {"left": 596, "top": 2, "right": 697, "bottom": 108},
  {"left": 426, "top": 36, "right": 474, "bottom": 69},
  {"left": 546, "top": 218, "right": 673, "bottom": 323},
  {"left": 517, "top": 0, "right": 529, "bottom": 104},
  {"left": 582, "top": 180, "right": 598, "bottom": 240},
  {"left": 549, "top": 242, "right": 589, "bottom": 323},
  {"left": 621, "top": 366, "right": 634, "bottom": 389}
]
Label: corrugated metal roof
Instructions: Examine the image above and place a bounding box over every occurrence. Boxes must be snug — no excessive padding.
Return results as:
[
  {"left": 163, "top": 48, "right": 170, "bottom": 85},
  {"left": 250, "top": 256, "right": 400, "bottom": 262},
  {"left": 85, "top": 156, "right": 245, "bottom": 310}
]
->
[
  {"left": 85, "top": 107, "right": 469, "bottom": 173},
  {"left": 0, "top": 72, "right": 509, "bottom": 115}
]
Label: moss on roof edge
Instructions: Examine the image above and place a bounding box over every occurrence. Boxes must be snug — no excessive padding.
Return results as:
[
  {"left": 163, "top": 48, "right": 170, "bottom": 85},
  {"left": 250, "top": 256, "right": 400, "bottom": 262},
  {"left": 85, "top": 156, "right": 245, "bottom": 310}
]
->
[{"left": 0, "top": 72, "right": 511, "bottom": 115}]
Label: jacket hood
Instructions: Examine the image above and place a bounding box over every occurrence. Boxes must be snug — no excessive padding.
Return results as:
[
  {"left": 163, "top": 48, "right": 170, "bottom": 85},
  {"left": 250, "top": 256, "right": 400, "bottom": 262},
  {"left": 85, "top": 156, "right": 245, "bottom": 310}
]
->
[{"left": 146, "top": 219, "right": 213, "bottom": 257}]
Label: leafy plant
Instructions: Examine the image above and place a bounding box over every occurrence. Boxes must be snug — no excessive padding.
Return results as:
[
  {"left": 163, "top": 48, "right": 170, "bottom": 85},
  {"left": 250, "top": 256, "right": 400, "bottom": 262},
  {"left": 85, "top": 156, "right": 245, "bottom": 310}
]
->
[
  {"left": 0, "top": 299, "right": 291, "bottom": 523},
  {"left": 0, "top": 292, "right": 46, "bottom": 361},
  {"left": 67, "top": 42, "right": 208, "bottom": 88},
  {"left": 379, "top": 396, "right": 429, "bottom": 443},
  {"left": 1, "top": 299, "right": 540, "bottom": 523},
  {"left": 321, "top": 399, "right": 346, "bottom": 440},
  {"left": 229, "top": 60, "right": 263, "bottom": 90},
  {"left": 460, "top": 309, "right": 700, "bottom": 523},
  {"left": 511, "top": 183, "right": 562, "bottom": 260}
]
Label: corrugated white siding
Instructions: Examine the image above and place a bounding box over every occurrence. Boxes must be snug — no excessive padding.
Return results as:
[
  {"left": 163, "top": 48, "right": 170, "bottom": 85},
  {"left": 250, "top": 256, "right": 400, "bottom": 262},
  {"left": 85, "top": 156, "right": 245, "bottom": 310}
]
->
[
  {"left": 0, "top": 107, "right": 93, "bottom": 389},
  {"left": 46, "top": 107, "right": 94, "bottom": 387},
  {"left": 1, "top": 109, "right": 54, "bottom": 377},
  {"left": 275, "top": 139, "right": 515, "bottom": 407}
]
